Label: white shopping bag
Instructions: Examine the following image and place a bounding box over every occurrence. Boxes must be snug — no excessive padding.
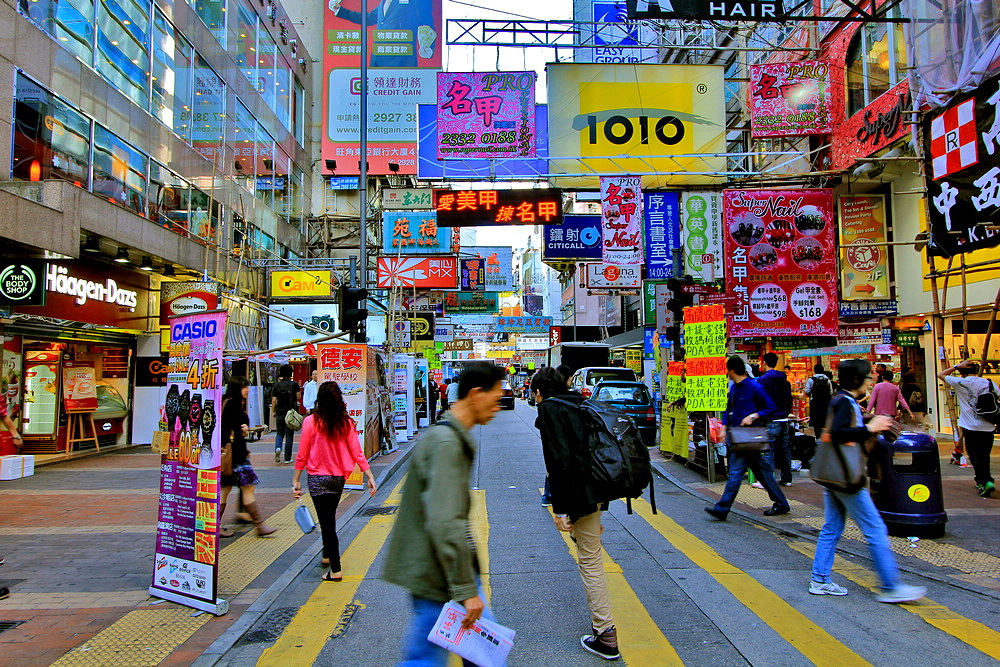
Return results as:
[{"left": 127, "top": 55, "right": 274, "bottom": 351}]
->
[{"left": 427, "top": 600, "right": 515, "bottom": 667}]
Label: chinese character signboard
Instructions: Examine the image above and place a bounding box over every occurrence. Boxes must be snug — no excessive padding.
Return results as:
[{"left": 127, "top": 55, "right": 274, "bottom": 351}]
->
[
  {"left": 600, "top": 176, "right": 644, "bottom": 265},
  {"left": 496, "top": 316, "right": 553, "bottom": 333},
  {"left": 318, "top": 344, "right": 379, "bottom": 480},
  {"left": 542, "top": 215, "right": 603, "bottom": 261},
  {"left": 585, "top": 262, "right": 642, "bottom": 289},
  {"left": 626, "top": 0, "right": 787, "bottom": 21},
  {"left": 383, "top": 188, "right": 434, "bottom": 209},
  {"left": 382, "top": 212, "right": 454, "bottom": 254},
  {"left": 830, "top": 80, "right": 909, "bottom": 171},
  {"left": 437, "top": 72, "right": 537, "bottom": 159},
  {"left": 434, "top": 189, "right": 563, "bottom": 226},
  {"left": 644, "top": 191, "right": 680, "bottom": 279},
  {"left": 723, "top": 189, "right": 838, "bottom": 337},
  {"left": 681, "top": 192, "right": 723, "bottom": 284},
  {"left": 376, "top": 256, "right": 459, "bottom": 289},
  {"left": 151, "top": 311, "right": 227, "bottom": 614},
  {"left": 749, "top": 60, "right": 834, "bottom": 138},
  {"left": 683, "top": 304, "right": 727, "bottom": 412},
  {"left": 839, "top": 299, "right": 898, "bottom": 318},
  {"left": 925, "top": 74, "right": 1000, "bottom": 256},
  {"left": 838, "top": 195, "right": 890, "bottom": 299},
  {"left": 464, "top": 246, "right": 515, "bottom": 292},
  {"left": 443, "top": 291, "right": 499, "bottom": 314},
  {"left": 547, "top": 63, "right": 726, "bottom": 188},
  {"left": 461, "top": 258, "right": 485, "bottom": 291}
]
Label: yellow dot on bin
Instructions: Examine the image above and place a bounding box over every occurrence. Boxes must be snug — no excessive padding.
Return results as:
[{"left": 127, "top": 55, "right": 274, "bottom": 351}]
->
[{"left": 907, "top": 484, "right": 930, "bottom": 503}]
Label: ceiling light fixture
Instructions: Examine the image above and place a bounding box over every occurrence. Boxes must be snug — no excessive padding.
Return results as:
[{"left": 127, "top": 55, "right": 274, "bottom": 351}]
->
[
  {"left": 139, "top": 256, "right": 154, "bottom": 271},
  {"left": 114, "top": 247, "right": 130, "bottom": 264},
  {"left": 83, "top": 235, "right": 101, "bottom": 253}
]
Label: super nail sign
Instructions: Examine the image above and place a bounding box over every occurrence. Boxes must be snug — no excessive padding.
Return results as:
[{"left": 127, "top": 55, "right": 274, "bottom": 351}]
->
[{"left": 434, "top": 189, "right": 563, "bottom": 226}]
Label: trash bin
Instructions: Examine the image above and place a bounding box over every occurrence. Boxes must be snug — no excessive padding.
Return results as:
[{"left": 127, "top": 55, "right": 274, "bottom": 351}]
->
[{"left": 868, "top": 431, "right": 948, "bottom": 538}]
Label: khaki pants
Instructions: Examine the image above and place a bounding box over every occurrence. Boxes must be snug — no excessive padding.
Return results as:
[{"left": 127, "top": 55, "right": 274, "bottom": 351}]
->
[{"left": 571, "top": 510, "right": 614, "bottom": 633}]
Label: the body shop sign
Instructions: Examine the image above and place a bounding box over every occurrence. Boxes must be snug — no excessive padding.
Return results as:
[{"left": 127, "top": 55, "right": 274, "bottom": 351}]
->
[
  {"left": 585, "top": 263, "right": 642, "bottom": 288},
  {"left": 17, "top": 261, "right": 150, "bottom": 330},
  {"left": 0, "top": 261, "right": 46, "bottom": 306}
]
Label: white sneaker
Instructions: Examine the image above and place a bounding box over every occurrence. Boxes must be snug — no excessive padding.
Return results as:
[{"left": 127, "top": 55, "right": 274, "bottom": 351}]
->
[
  {"left": 751, "top": 481, "right": 764, "bottom": 489},
  {"left": 809, "top": 581, "right": 848, "bottom": 596},
  {"left": 876, "top": 584, "right": 927, "bottom": 604}
]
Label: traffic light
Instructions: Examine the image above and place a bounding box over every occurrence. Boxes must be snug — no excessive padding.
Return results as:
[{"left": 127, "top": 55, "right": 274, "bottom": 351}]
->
[
  {"left": 666, "top": 275, "right": 695, "bottom": 322},
  {"left": 339, "top": 286, "right": 369, "bottom": 334}
]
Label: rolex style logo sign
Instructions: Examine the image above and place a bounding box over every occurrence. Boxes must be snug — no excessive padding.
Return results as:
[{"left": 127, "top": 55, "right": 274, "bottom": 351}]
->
[
  {"left": 547, "top": 64, "right": 726, "bottom": 187},
  {"left": 0, "top": 261, "right": 46, "bottom": 306}
]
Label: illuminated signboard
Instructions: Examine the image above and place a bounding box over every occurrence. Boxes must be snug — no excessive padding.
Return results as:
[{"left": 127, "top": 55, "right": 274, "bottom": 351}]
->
[{"left": 433, "top": 189, "right": 563, "bottom": 226}]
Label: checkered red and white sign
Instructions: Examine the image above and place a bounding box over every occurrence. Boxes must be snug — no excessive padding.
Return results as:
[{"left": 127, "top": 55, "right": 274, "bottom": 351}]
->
[{"left": 930, "top": 98, "right": 979, "bottom": 180}]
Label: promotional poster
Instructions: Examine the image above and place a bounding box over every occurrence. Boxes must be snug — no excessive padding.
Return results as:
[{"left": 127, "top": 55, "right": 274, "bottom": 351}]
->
[
  {"left": 749, "top": 60, "right": 834, "bottom": 138},
  {"left": 644, "top": 191, "right": 681, "bottom": 280},
  {"left": 723, "top": 189, "right": 838, "bottom": 337},
  {"left": 837, "top": 195, "right": 890, "bottom": 300},
  {"left": 436, "top": 72, "right": 537, "bottom": 159},
  {"left": 601, "top": 176, "right": 644, "bottom": 265},
  {"left": 681, "top": 192, "right": 723, "bottom": 284}
]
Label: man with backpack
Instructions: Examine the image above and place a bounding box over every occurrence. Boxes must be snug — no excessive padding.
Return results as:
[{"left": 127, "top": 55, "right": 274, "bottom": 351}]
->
[
  {"left": 758, "top": 353, "right": 795, "bottom": 487},
  {"left": 531, "top": 366, "right": 620, "bottom": 661},
  {"left": 938, "top": 360, "right": 996, "bottom": 498},
  {"left": 804, "top": 364, "right": 833, "bottom": 438},
  {"left": 270, "top": 364, "right": 302, "bottom": 464}
]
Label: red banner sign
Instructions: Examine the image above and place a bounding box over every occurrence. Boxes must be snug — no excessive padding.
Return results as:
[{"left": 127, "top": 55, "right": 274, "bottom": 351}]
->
[{"left": 376, "top": 256, "right": 459, "bottom": 289}]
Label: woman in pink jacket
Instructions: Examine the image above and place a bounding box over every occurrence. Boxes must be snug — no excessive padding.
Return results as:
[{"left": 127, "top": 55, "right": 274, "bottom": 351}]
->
[
  {"left": 866, "top": 370, "right": 914, "bottom": 421},
  {"left": 293, "top": 382, "right": 377, "bottom": 581}
]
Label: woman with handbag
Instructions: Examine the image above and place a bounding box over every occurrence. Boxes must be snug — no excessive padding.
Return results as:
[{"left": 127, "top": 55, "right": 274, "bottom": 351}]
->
[
  {"left": 809, "top": 359, "right": 926, "bottom": 603},
  {"left": 293, "top": 381, "right": 377, "bottom": 582},
  {"left": 219, "top": 377, "right": 276, "bottom": 538}
]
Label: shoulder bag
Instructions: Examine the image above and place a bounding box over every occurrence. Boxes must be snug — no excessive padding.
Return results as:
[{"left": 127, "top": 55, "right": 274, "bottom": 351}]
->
[
  {"left": 728, "top": 426, "right": 770, "bottom": 452},
  {"left": 284, "top": 408, "right": 304, "bottom": 431},
  {"left": 220, "top": 433, "right": 234, "bottom": 476},
  {"left": 810, "top": 396, "right": 869, "bottom": 493}
]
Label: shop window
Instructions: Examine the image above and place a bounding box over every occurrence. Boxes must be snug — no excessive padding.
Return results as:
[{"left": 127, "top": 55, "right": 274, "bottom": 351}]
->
[
  {"left": 845, "top": 21, "right": 908, "bottom": 117},
  {"left": 234, "top": 1, "right": 257, "bottom": 88},
  {"left": 93, "top": 124, "right": 148, "bottom": 214},
  {"left": 293, "top": 79, "right": 305, "bottom": 147},
  {"left": 189, "top": 185, "right": 216, "bottom": 245},
  {"left": 12, "top": 74, "right": 91, "bottom": 186},
  {"left": 19, "top": 0, "right": 95, "bottom": 66},
  {"left": 191, "top": 55, "right": 226, "bottom": 168},
  {"left": 289, "top": 164, "right": 303, "bottom": 230},
  {"left": 257, "top": 29, "right": 277, "bottom": 112},
  {"left": 271, "top": 146, "right": 290, "bottom": 223},
  {"left": 275, "top": 56, "right": 292, "bottom": 131},
  {"left": 148, "top": 161, "right": 191, "bottom": 235},
  {"left": 96, "top": 0, "right": 150, "bottom": 109},
  {"left": 230, "top": 101, "right": 256, "bottom": 192},
  {"left": 232, "top": 212, "right": 248, "bottom": 255},
  {"left": 152, "top": 11, "right": 194, "bottom": 142},
  {"left": 188, "top": 0, "right": 226, "bottom": 47},
  {"left": 254, "top": 122, "right": 274, "bottom": 204}
]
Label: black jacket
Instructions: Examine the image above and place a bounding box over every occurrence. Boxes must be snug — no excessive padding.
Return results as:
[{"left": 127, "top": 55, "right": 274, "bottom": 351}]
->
[
  {"left": 535, "top": 391, "right": 602, "bottom": 521},
  {"left": 221, "top": 397, "right": 250, "bottom": 466},
  {"left": 826, "top": 391, "right": 870, "bottom": 446}
]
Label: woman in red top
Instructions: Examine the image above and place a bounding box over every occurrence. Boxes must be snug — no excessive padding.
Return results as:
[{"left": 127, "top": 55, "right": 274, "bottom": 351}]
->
[{"left": 293, "top": 381, "right": 377, "bottom": 581}]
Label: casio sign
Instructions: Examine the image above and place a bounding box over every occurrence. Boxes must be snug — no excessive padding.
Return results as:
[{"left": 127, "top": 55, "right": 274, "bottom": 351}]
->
[{"left": 171, "top": 320, "right": 218, "bottom": 341}]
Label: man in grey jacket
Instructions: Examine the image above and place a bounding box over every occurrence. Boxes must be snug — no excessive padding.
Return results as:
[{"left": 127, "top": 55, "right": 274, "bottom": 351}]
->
[{"left": 383, "top": 361, "right": 505, "bottom": 664}]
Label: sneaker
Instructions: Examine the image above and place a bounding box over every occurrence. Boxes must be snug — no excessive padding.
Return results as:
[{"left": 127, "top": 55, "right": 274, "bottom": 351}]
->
[
  {"left": 283, "top": 460, "right": 293, "bottom": 465},
  {"left": 809, "top": 580, "right": 848, "bottom": 596},
  {"left": 541, "top": 497, "right": 552, "bottom": 507},
  {"left": 0, "top": 586, "right": 8, "bottom": 600},
  {"left": 274, "top": 450, "right": 281, "bottom": 463},
  {"left": 781, "top": 481, "right": 794, "bottom": 487},
  {"left": 876, "top": 584, "right": 927, "bottom": 604},
  {"left": 581, "top": 626, "right": 620, "bottom": 660},
  {"left": 751, "top": 481, "right": 764, "bottom": 489},
  {"left": 979, "top": 481, "right": 996, "bottom": 498},
  {"left": 704, "top": 507, "right": 728, "bottom": 521}
]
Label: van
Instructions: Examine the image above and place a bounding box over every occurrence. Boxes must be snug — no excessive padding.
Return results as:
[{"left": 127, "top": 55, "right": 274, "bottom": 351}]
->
[{"left": 569, "top": 367, "right": 638, "bottom": 399}]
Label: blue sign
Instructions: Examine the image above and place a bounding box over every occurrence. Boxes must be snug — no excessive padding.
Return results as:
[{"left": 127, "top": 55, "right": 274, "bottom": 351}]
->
[
  {"left": 644, "top": 326, "right": 656, "bottom": 357},
  {"left": 329, "top": 176, "right": 360, "bottom": 190},
  {"left": 382, "top": 212, "right": 452, "bottom": 255},
  {"left": 496, "top": 316, "right": 552, "bottom": 333},
  {"left": 838, "top": 299, "right": 898, "bottom": 318},
  {"left": 542, "top": 215, "right": 603, "bottom": 261},
  {"left": 593, "top": 2, "right": 638, "bottom": 45},
  {"left": 418, "top": 105, "right": 549, "bottom": 179},
  {"left": 644, "top": 192, "right": 680, "bottom": 281}
]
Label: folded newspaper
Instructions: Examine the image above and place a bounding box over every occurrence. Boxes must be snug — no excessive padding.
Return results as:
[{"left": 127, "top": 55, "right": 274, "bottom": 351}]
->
[{"left": 427, "top": 601, "right": 515, "bottom": 667}]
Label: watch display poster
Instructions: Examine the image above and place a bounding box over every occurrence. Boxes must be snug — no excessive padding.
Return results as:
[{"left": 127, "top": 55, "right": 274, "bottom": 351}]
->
[{"left": 149, "top": 310, "right": 229, "bottom": 615}]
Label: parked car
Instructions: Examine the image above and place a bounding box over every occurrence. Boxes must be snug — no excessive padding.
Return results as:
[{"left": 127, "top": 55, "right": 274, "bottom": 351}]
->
[
  {"left": 591, "top": 381, "right": 656, "bottom": 447},
  {"left": 568, "top": 367, "right": 638, "bottom": 399},
  {"left": 500, "top": 381, "right": 516, "bottom": 410}
]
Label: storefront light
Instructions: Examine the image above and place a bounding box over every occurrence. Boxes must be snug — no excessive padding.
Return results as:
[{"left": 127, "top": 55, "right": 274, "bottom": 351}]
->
[
  {"left": 114, "top": 247, "right": 130, "bottom": 264},
  {"left": 139, "top": 256, "right": 154, "bottom": 271}
]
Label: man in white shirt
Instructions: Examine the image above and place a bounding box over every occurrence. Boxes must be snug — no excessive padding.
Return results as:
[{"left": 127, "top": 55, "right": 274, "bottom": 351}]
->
[
  {"left": 938, "top": 360, "right": 996, "bottom": 497},
  {"left": 302, "top": 370, "right": 319, "bottom": 412}
]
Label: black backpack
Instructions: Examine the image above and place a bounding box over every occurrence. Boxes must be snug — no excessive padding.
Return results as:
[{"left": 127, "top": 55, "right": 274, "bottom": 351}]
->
[
  {"left": 273, "top": 380, "right": 298, "bottom": 411},
  {"left": 809, "top": 375, "right": 832, "bottom": 405},
  {"left": 974, "top": 380, "right": 1000, "bottom": 426},
  {"left": 553, "top": 398, "right": 656, "bottom": 514}
]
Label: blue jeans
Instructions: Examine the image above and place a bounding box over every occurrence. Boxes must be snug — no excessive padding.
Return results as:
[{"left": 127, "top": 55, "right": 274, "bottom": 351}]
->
[
  {"left": 399, "top": 585, "right": 500, "bottom": 666},
  {"left": 767, "top": 421, "right": 793, "bottom": 484},
  {"left": 275, "top": 415, "right": 294, "bottom": 462},
  {"left": 811, "top": 488, "right": 899, "bottom": 591},
  {"left": 713, "top": 449, "right": 789, "bottom": 515}
]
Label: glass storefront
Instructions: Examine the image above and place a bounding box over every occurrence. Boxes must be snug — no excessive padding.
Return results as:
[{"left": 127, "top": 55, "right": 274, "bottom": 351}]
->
[
  {"left": 93, "top": 125, "right": 148, "bottom": 214},
  {"left": 152, "top": 11, "right": 194, "bottom": 142},
  {"left": 95, "top": 0, "right": 150, "bottom": 109},
  {"left": 148, "top": 161, "right": 191, "bottom": 234},
  {"left": 11, "top": 76, "right": 91, "bottom": 185},
  {"left": 19, "top": 0, "right": 95, "bottom": 65}
]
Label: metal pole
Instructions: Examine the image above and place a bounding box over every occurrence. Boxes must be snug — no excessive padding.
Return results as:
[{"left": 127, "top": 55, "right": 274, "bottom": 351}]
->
[{"left": 359, "top": 4, "right": 368, "bottom": 291}]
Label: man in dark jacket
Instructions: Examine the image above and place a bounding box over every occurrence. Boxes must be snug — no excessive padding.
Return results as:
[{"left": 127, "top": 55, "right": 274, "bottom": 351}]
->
[
  {"left": 532, "top": 367, "right": 619, "bottom": 661},
  {"left": 706, "top": 356, "right": 790, "bottom": 521},
  {"left": 758, "top": 352, "right": 794, "bottom": 486}
]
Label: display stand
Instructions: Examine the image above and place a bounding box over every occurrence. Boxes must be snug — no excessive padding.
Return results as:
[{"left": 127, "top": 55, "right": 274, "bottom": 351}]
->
[{"left": 66, "top": 410, "right": 100, "bottom": 453}]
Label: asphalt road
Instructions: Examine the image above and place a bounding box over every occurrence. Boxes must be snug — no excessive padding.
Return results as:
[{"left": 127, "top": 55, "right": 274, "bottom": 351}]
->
[{"left": 215, "top": 401, "right": 1000, "bottom": 666}]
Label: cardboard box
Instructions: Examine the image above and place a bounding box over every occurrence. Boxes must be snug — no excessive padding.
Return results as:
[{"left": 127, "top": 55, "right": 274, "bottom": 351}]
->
[{"left": 151, "top": 431, "right": 169, "bottom": 454}]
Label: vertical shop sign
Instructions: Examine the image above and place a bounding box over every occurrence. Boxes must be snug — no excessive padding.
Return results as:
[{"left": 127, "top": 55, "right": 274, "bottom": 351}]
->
[
  {"left": 461, "top": 258, "right": 486, "bottom": 291},
  {"left": 838, "top": 195, "right": 890, "bottom": 299},
  {"left": 643, "top": 280, "right": 667, "bottom": 326},
  {"left": 151, "top": 311, "right": 228, "bottom": 614},
  {"left": 722, "top": 189, "right": 838, "bottom": 337},
  {"left": 392, "top": 355, "right": 409, "bottom": 436},
  {"left": 644, "top": 192, "right": 680, "bottom": 280},
  {"left": 684, "top": 304, "right": 727, "bottom": 412},
  {"left": 318, "top": 344, "right": 370, "bottom": 488},
  {"left": 666, "top": 361, "right": 686, "bottom": 403},
  {"left": 436, "top": 72, "right": 536, "bottom": 159},
  {"left": 601, "top": 176, "right": 644, "bottom": 265},
  {"left": 681, "top": 192, "right": 723, "bottom": 283},
  {"left": 749, "top": 60, "right": 834, "bottom": 138}
]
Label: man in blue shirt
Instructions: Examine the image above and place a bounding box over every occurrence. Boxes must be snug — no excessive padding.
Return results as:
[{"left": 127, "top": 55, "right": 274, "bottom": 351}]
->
[
  {"left": 758, "top": 352, "right": 794, "bottom": 487},
  {"left": 706, "top": 356, "right": 791, "bottom": 521}
]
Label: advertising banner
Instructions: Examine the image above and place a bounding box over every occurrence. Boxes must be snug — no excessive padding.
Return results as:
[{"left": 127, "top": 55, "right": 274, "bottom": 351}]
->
[
  {"left": 660, "top": 403, "right": 689, "bottom": 456},
  {"left": 62, "top": 361, "right": 97, "bottom": 412},
  {"left": 496, "top": 316, "right": 552, "bottom": 333},
  {"left": 376, "top": 256, "right": 459, "bottom": 289},
  {"left": 436, "top": 72, "right": 537, "bottom": 159},
  {"left": 460, "top": 258, "right": 486, "bottom": 291},
  {"left": 749, "top": 60, "right": 834, "bottom": 138},
  {"left": 838, "top": 195, "right": 890, "bottom": 299},
  {"left": 722, "top": 189, "right": 838, "bottom": 337},
  {"left": 397, "top": 312, "right": 436, "bottom": 341},
  {"left": 391, "top": 291, "right": 445, "bottom": 315},
  {"left": 434, "top": 189, "right": 563, "bottom": 226},
  {"left": 392, "top": 355, "right": 409, "bottom": 437},
  {"left": 383, "top": 188, "right": 434, "bottom": 210},
  {"left": 684, "top": 305, "right": 727, "bottom": 412},
  {"left": 151, "top": 311, "right": 227, "bottom": 614},
  {"left": 319, "top": 343, "right": 375, "bottom": 484},
  {"left": 443, "top": 291, "right": 499, "bottom": 314},
  {"left": 463, "top": 247, "right": 516, "bottom": 292},
  {"left": 666, "top": 361, "right": 686, "bottom": 403},
  {"left": 267, "top": 303, "right": 340, "bottom": 349},
  {"left": 838, "top": 323, "right": 882, "bottom": 345},
  {"left": 681, "top": 192, "right": 723, "bottom": 284},
  {"left": 322, "top": 0, "right": 443, "bottom": 175},
  {"left": 542, "top": 215, "right": 603, "bottom": 262},
  {"left": 643, "top": 280, "right": 667, "bottom": 326},
  {"left": 585, "top": 263, "right": 642, "bottom": 289},
  {"left": 840, "top": 299, "right": 897, "bottom": 318},
  {"left": 547, "top": 63, "right": 726, "bottom": 187},
  {"left": 926, "top": 73, "right": 1000, "bottom": 256},
  {"left": 383, "top": 212, "right": 454, "bottom": 254},
  {"left": 626, "top": 0, "right": 787, "bottom": 21},
  {"left": 600, "top": 176, "right": 644, "bottom": 265},
  {"left": 644, "top": 191, "right": 681, "bottom": 280},
  {"left": 576, "top": 1, "right": 659, "bottom": 65},
  {"left": 268, "top": 271, "right": 331, "bottom": 299},
  {"left": 830, "top": 80, "right": 909, "bottom": 171},
  {"left": 161, "top": 281, "right": 221, "bottom": 323}
]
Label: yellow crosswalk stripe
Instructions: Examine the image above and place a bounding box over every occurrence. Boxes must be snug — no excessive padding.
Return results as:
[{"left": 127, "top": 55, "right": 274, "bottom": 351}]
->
[
  {"left": 630, "top": 498, "right": 871, "bottom": 667},
  {"left": 543, "top": 497, "right": 685, "bottom": 666},
  {"left": 785, "top": 539, "right": 1000, "bottom": 659},
  {"left": 447, "top": 489, "right": 492, "bottom": 667},
  {"left": 256, "top": 479, "right": 405, "bottom": 667}
]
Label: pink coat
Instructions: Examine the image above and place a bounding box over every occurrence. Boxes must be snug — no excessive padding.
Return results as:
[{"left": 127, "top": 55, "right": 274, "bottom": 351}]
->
[
  {"left": 867, "top": 382, "right": 910, "bottom": 416},
  {"left": 294, "top": 415, "right": 369, "bottom": 477}
]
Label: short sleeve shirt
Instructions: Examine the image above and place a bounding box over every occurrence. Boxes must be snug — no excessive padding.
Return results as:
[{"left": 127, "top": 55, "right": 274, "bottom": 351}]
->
[{"left": 944, "top": 375, "right": 995, "bottom": 432}]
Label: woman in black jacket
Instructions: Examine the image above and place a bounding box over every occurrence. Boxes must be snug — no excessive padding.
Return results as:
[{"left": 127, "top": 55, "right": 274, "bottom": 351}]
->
[{"left": 219, "top": 377, "right": 275, "bottom": 538}]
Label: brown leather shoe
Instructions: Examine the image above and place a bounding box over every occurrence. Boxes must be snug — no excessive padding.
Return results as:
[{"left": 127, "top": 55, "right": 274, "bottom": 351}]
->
[{"left": 245, "top": 501, "right": 277, "bottom": 537}]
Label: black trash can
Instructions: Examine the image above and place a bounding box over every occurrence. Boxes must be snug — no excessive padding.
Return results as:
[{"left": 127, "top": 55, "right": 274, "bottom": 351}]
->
[{"left": 868, "top": 431, "right": 948, "bottom": 538}]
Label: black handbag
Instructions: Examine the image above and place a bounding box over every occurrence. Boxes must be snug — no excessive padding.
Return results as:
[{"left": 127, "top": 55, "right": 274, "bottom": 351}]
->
[
  {"left": 810, "top": 397, "right": 869, "bottom": 493},
  {"left": 728, "top": 426, "right": 770, "bottom": 452}
]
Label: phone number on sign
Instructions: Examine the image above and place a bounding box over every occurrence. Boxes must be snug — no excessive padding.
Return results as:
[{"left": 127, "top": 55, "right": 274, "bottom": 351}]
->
[{"left": 441, "top": 131, "right": 518, "bottom": 146}]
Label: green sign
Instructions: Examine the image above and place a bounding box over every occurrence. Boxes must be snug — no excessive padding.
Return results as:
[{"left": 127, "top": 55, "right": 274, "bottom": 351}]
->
[
  {"left": 643, "top": 280, "right": 668, "bottom": 326},
  {"left": 896, "top": 331, "right": 921, "bottom": 347},
  {"left": 444, "top": 291, "right": 499, "bottom": 314}
]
